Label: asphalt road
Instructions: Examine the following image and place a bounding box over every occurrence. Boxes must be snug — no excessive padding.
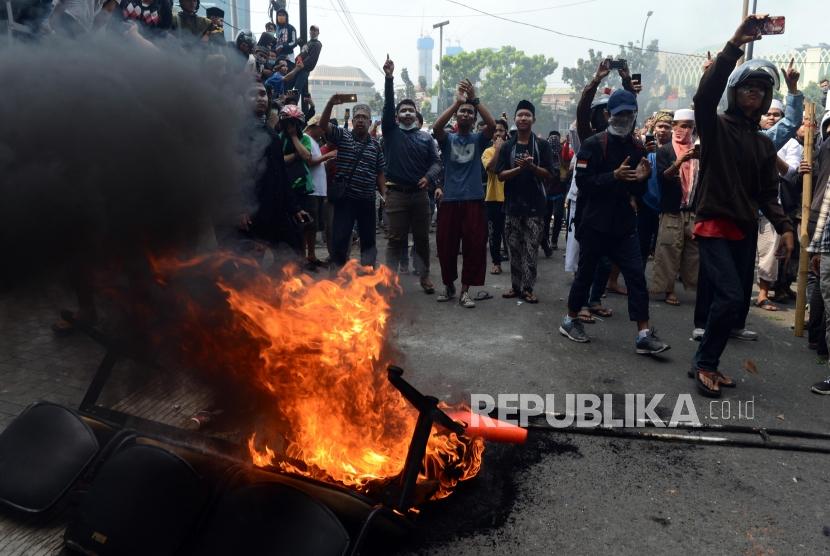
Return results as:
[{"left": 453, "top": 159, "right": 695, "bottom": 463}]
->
[
  {"left": 1, "top": 231, "right": 828, "bottom": 555},
  {"left": 387, "top": 234, "right": 830, "bottom": 555}
]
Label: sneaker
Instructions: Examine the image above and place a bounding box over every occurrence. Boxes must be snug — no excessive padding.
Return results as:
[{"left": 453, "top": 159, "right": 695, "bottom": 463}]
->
[
  {"left": 559, "top": 318, "right": 590, "bottom": 343},
  {"left": 730, "top": 328, "right": 758, "bottom": 341},
  {"left": 692, "top": 328, "right": 705, "bottom": 341},
  {"left": 811, "top": 377, "right": 830, "bottom": 395},
  {"left": 459, "top": 291, "right": 476, "bottom": 308},
  {"left": 437, "top": 283, "right": 456, "bottom": 302},
  {"left": 636, "top": 328, "right": 670, "bottom": 355}
]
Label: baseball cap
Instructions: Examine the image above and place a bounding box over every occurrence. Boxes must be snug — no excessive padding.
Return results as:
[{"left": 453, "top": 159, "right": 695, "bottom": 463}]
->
[{"left": 607, "top": 90, "right": 638, "bottom": 115}]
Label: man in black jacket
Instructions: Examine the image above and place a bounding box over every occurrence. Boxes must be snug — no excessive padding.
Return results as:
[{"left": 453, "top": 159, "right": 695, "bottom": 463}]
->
[
  {"left": 559, "top": 89, "right": 670, "bottom": 355},
  {"left": 224, "top": 83, "right": 308, "bottom": 258},
  {"left": 690, "top": 16, "right": 794, "bottom": 397}
]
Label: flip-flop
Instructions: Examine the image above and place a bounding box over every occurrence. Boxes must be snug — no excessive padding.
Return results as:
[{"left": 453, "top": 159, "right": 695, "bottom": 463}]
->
[
  {"left": 490, "top": 266, "right": 502, "bottom": 275},
  {"left": 577, "top": 309, "right": 596, "bottom": 324},
  {"left": 502, "top": 289, "right": 520, "bottom": 298},
  {"left": 694, "top": 369, "right": 721, "bottom": 398},
  {"left": 474, "top": 291, "right": 493, "bottom": 301},
  {"left": 664, "top": 296, "right": 680, "bottom": 306},
  {"left": 522, "top": 292, "right": 539, "bottom": 304},
  {"left": 607, "top": 285, "right": 628, "bottom": 296},
  {"left": 688, "top": 369, "right": 735, "bottom": 388},
  {"left": 756, "top": 299, "right": 779, "bottom": 311},
  {"left": 588, "top": 305, "right": 612, "bottom": 317},
  {"left": 420, "top": 280, "right": 436, "bottom": 294}
]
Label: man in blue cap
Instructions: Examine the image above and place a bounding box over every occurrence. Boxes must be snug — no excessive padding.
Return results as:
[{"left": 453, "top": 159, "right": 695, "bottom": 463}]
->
[{"left": 559, "top": 89, "right": 670, "bottom": 355}]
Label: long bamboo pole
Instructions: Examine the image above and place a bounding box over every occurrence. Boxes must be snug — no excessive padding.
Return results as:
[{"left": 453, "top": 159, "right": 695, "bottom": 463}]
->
[{"left": 794, "top": 101, "right": 816, "bottom": 337}]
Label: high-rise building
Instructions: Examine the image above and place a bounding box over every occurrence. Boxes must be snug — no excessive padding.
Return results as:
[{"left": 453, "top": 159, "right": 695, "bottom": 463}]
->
[
  {"left": 221, "top": 0, "right": 252, "bottom": 41},
  {"left": 417, "top": 36, "right": 434, "bottom": 90}
]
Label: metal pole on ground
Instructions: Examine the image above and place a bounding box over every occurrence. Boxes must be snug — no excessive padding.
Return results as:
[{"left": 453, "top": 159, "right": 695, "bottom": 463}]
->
[{"left": 794, "top": 101, "right": 816, "bottom": 337}]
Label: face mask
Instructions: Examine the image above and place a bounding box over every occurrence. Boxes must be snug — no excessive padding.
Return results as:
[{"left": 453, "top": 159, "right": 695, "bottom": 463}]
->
[
  {"left": 607, "top": 113, "right": 636, "bottom": 137},
  {"left": 398, "top": 121, "right": 418, "bottom": 131},
  {"left": 673, "top": 126, "right": 694, "bottom": 144},
  {"left": 265, "top": 60, "right": 276, "bottom": 68}
]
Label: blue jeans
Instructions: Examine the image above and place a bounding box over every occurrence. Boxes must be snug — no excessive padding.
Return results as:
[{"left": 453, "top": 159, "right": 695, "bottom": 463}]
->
[
  {"left": 331, "top": 197, "right": 376, "bottom": 266},
  {"left": 693, "top": 234, "right": 757, "bottom": 372},
  {"left": 568, "top": 232, "right": 648, "bottom": 322}
]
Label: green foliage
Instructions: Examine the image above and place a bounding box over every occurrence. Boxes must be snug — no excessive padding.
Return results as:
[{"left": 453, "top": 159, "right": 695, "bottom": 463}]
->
[
  {"left": 400, "top": 68, "right": 416, "bottom": 101},
  {"left": 366, "top": 91, "right": 384, "bottom": 115},
  {"left": 562, "top": 40, "right": 670, "bottom": 117},
  {"left": 435, "top": 46, "right": 558, "bottom": 124},
  {"left": 802, "top": 81, "right": 825, "bottom": 113}
]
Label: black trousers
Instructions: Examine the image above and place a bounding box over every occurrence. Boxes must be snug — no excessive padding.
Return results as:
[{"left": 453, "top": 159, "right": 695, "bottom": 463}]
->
[
  {"left": 637, "top": 204, "right": 660, "bottom": 268},
  {"left": 568, "top": 231, "right": 649, "bottom": 322},
  {"left": 693, "top": 234, "right": 757, "bottom": 372},
  {"left": 331, "top": 197, "right": 376, "bottom": 266},
  {"left": 551, "top": 195, "right": 566, "bottom": 247},
  {"left": 486, "top": 201, "right": 506, "bottom": 265}
]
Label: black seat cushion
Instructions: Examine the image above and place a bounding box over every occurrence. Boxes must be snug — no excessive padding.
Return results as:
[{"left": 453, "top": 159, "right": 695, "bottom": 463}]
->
[
  {"left": 0, "top": 402, "right": 99, "bottom": 513},
  {"left": 197, "top": 481, "right": 350, "bottom": 556},
  {"left": 65, "top": 442, "right": 207, "bottom": 556}
]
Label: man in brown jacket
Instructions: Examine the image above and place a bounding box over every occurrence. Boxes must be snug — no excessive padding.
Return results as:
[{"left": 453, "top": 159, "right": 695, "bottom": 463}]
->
[{"left": 690, "top": 15, "right": 794, "bottom": 397}]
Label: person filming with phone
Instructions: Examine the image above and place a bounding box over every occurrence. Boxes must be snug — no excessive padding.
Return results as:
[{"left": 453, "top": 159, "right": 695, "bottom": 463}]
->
[
  {"left": 688, "top": 14, "right": 794, "bottom": 398},
  {"left": 318, "top": 95, "right": 386, "bottom": 268}
]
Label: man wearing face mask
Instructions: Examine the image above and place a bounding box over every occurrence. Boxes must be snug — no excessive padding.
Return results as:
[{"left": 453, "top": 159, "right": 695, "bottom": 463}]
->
[
  {"left": 689, "top": 16, "right": 794, "bottom": 397},
  {"left": 559, "top": 89, "right": 670, "bottom": 355},
  {"left": 382, "top": 55, "right": 443, "bottom": 294},
  {"left": 273, "top": 8, "right": 297, "bottom": 64},
  {"left": 651, "top": 109, "right": 699, "bottom": 306}
]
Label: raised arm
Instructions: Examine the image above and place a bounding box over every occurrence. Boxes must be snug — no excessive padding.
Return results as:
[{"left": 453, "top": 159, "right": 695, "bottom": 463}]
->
[
  {"left": 319, "top": 94, "right": 348, "bottom": 141},
  {"left": 694, "top": 16, "right": 763, "bottom": 141},
  {"left": 576, "top": 59, "right": 610, "bottom": 142},
  {"left": 382, "top": 56, "right": 396, "bottom": 134}
]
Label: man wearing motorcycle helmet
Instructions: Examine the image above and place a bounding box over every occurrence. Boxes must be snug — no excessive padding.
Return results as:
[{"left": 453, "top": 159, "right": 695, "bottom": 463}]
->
[{"left": 689, "top": 14, "right": 794, "bottom": 398}]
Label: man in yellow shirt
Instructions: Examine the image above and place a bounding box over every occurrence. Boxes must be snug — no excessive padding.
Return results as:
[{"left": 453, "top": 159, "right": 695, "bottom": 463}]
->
[{"left": 481, "top": 119, "right": 508, "bottom": 274}]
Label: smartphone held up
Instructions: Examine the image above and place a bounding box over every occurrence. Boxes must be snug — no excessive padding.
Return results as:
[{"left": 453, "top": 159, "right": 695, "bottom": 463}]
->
[{"left": 749, "top": 15, "right": 785, "bottom": 35}]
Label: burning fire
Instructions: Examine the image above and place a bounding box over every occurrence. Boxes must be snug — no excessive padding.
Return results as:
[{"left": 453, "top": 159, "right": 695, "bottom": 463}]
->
[{"left": 150, "top": 253, "right": 483, "bottom": 501}]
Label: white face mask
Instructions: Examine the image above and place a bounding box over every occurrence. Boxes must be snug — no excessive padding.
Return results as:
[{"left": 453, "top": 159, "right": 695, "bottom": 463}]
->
[
  {"left": 398, "top": 121, "right": 418, "bottom": 131},
  {"left": 607, "top": 113, "right": 636, "bottom": 137}
]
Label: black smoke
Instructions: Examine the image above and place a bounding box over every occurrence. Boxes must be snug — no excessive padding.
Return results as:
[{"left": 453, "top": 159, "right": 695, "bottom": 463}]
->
[{"left": 0, "top": 34, "right": 253, "bottom": 288}]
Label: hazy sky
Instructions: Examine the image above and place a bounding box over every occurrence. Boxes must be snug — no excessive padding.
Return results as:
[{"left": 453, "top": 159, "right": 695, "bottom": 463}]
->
[{"left": 248, "top": 0, "right": 825, "bottom": 88}]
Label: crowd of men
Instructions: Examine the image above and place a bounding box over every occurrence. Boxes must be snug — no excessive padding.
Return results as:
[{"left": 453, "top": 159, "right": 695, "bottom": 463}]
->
[{"left": 29, "top": 6, "right": 830, "bottom": 399}]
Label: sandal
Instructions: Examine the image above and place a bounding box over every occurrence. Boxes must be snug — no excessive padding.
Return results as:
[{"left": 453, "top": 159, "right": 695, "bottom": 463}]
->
[
  {"left": 474, "top": 291, "right": 493, "bottom": 301},
  {"left": 755, "top": 298, "right": 779, "bottom": 311},
  {"left": 522, "top": 292, "right": 539, "bottom": 304},
  {"left": 688, "top": 368, "right": 735, "bottom": 389},
  {"left": 664, "top": 295, "right": 680, "bottom": 306},
  {"left": 502, "top": 289, "right": 520, "bottom": 299},
  {"left": 490, "top": 265, "right": 502, "bottom": 275},
  {"left": 694, "top": 369, "right": 721, "bottom": 398},
  {"left": 588, "top": 304, "right": 612, "bottom": 317},
  {"left": 607, "top": 284, "right": 628, "bottom": 296},
  {"left": 420, "top": 278, "right": 436, "bottom": 295},
  {"left": 577, "top": 308, "right": 596, "bottom": 324}
]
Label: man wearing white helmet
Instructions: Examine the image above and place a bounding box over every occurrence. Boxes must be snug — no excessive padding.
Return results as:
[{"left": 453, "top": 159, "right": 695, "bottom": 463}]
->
[{"left": 689, "top": 15, "right": 794, "bottom": 397}]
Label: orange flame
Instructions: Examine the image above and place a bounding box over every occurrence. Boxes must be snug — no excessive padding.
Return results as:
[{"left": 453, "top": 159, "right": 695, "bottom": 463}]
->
[{"left": 150, "top": 252, "right": 483, "bottom": 502}]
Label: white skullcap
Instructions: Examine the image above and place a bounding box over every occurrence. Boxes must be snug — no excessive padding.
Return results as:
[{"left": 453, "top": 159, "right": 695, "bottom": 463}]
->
[
  {"left": 769, "top": 99, "right": 784, "bottom": 113},
  {"left": 673, "top": 108, "right": 695, "bottom": 122}
]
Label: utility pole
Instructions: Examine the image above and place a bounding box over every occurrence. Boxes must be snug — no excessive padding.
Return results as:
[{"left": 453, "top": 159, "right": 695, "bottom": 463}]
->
[
  {"left": 433, "top": 20, "right": 449, "bottom": 112},
  {"left": 299, "top": 0, "right": 307, "bottom": 43},
  {"left": 738, "top": 0, "right": 749, "bottom": 64},
  {"left": 745, "top": 0, "right": 758, "bottom": 60}
]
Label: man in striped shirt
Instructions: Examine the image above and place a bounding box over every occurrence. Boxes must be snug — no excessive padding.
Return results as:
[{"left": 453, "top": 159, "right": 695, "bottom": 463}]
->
[{"left": 318, "top": 95, "right": 386, "bottom": 267}]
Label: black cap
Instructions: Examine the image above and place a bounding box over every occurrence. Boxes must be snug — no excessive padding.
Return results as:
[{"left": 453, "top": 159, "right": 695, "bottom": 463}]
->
[
  {"left": 515, "top": 99, "right": 535, "bottom": 116},
  {"left": 205, "top": 6, "right": 223, "bottom": 16}
]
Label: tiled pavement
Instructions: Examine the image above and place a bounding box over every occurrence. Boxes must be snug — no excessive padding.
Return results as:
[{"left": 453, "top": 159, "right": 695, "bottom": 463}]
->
[{"left": 0, "top": 295, "right": 103, "bottom": 432}]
